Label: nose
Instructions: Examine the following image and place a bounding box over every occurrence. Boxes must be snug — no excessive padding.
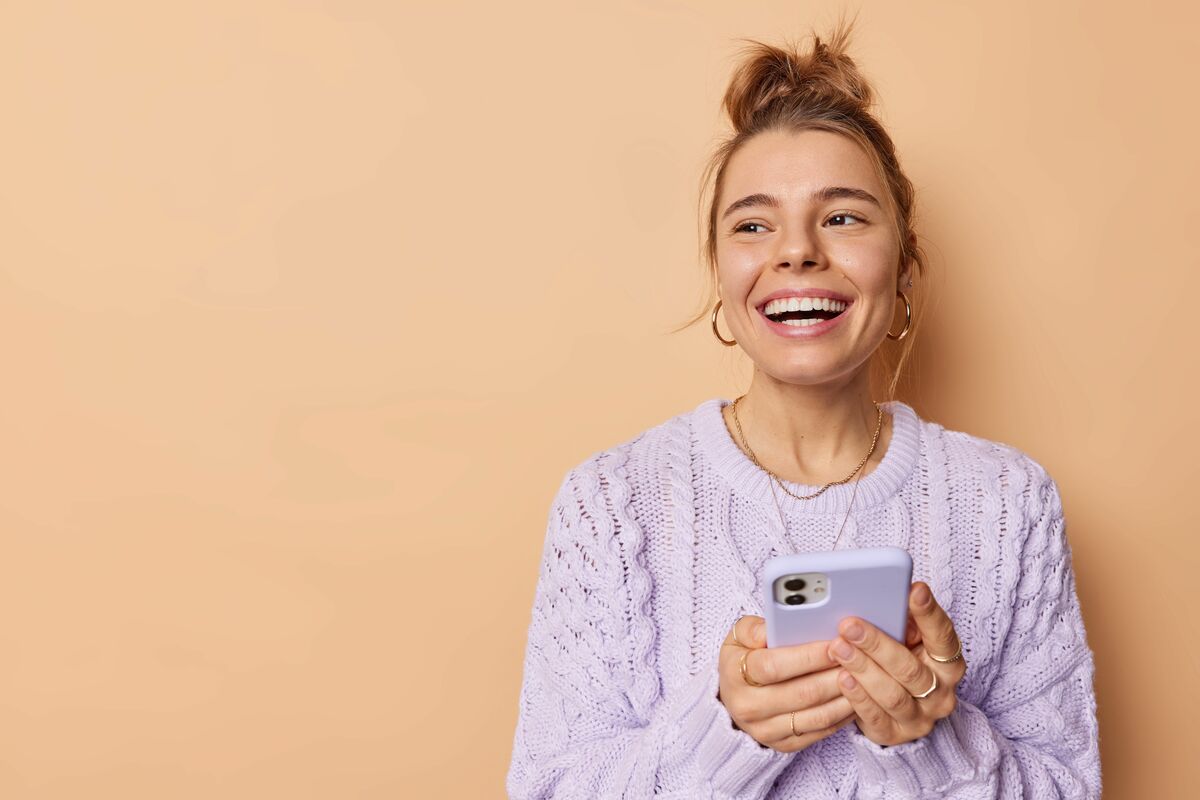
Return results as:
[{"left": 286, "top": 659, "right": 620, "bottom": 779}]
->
[{"left": 772, "top": 222, "right": 827, "bottom": 271}]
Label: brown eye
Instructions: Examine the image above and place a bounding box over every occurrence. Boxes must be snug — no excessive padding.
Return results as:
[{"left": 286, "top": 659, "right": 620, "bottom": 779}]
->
[
  {"left": 827, "top": 213, "right": 866, "bottom": 227},
  {"left": 733, "top": 222, "right": 767, "bottom": 234}
]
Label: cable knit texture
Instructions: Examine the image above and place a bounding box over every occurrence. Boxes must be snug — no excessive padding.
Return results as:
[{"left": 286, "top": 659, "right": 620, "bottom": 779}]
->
[{"left": 506, "top": 397, "right": 1101, "bottom": 799}]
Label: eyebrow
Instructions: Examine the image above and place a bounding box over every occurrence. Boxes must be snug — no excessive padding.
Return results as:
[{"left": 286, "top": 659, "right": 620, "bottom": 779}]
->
[{"left": 720, "top": 187, "right": 883, "bottom": 220}]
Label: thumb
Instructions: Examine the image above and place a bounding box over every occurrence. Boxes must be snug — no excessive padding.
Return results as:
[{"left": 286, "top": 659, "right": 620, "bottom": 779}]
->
[{"left": 743, "top": 616, "right": 767, "bottom": 648}]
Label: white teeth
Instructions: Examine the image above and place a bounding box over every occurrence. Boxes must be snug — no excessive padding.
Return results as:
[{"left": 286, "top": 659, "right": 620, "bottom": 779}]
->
[
  {"left": 763, "top": 296, "right": 848, "bottom": 316},
  {"left": 779, "top": 318, "right": 825, "bottom": 327}
]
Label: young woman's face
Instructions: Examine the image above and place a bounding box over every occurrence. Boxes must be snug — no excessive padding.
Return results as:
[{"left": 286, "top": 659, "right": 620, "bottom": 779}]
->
[{"left": 714, "top": 128, "right": 908, "bottom": 386}]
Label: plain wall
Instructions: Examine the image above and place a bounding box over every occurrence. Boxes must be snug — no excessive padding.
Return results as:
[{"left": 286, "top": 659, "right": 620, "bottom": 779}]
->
[{"left": 1, "top": 1, "right": 1196, "bottom": 797}]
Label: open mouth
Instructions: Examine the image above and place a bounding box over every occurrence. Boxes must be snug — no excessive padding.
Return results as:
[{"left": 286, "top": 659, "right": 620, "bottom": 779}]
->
[{"left": 760, "top": 298, "right": 850, "bottom": 327}]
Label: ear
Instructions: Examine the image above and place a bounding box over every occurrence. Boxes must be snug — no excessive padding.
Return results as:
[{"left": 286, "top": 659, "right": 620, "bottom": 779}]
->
[{"left": 898, "top": 233, "right": 917, "bottom": 289}]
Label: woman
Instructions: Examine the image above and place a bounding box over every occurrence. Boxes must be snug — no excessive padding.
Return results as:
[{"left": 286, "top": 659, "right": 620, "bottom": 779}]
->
[{"left": 506, "top": 22, "right": 1101, "bottom": 799}]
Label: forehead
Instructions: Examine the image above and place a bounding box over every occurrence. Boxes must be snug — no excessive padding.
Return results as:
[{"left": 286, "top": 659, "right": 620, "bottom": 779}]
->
[{"left": 721, "top": 128, "right": 883, "bottom": 202}]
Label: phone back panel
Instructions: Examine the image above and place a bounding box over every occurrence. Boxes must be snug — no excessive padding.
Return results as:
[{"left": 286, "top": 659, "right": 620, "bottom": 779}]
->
[{"left": 761, "top": 547, "right": 913, "bottom": 648}]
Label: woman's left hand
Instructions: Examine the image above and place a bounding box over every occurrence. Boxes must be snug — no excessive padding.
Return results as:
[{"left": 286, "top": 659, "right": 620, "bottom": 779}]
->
[{"left": 826, "top": 581, "right": 968, "bottom": 747}]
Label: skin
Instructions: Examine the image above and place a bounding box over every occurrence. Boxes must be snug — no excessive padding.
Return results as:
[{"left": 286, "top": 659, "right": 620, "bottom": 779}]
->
[{"left": 710, "top": 129, "right": 967, "bottom": 751}]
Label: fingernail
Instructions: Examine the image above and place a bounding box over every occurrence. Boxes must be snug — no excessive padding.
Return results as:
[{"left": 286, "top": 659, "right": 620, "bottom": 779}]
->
[
  {"left": 914, "top": 584, "right": 932, "bottom": 607},
  {"left": 844, "top": 621, "right": 865, "bottom": 643},
  {"left": 832, "top": 639, "right": 853, "bottom": 660},
  {"left": 840, "top": 672, "right": 857, "bottom": 689}
]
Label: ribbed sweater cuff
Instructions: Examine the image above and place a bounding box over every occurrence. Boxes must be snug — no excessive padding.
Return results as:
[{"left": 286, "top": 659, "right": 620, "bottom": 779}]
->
[
  {"left": 849, "top": 700, "right": 1001, "bottom": 797},
  {"left": 670, "top": 665, "right": 793, "bottom": 797}
]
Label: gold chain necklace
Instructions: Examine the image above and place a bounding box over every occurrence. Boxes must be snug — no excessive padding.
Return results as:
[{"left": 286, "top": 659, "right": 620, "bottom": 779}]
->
[{"left": 729, "top": 393, "right": 884, "bottom": 551}]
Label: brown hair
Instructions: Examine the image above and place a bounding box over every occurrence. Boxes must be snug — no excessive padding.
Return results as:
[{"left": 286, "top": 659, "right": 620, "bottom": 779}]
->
[{"left": 671, "top": 15, "right": 928, "bottom": 401}]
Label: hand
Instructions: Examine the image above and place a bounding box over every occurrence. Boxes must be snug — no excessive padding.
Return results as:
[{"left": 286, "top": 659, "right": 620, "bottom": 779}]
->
[
  {"left": 826, "top": 581, "right": 968, "bottom": 747},
  {"left": 717, "top": 615, "right": 858, "bottom": 753}
]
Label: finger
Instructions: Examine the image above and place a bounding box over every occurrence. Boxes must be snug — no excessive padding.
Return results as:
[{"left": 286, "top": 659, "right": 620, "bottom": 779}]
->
[
  {"left": 723, "top": 615, "right": 766, "bottom": 649},
  {"left": 827, "top": 635, "right": 922, "bottom": 726},
  {"left": 834, "top": 669, "right": 896, "bottom": 744},
  {"left": 734, "top": 639, "right": 844, "bottom": 687},
  {"left": 905, "top": 615, "right": 923, "bottom": 647},
  {"left": 776, "top": 695, "right": 854, "bottom": 741},
  {"left": 725, "top": 662, "right": 847, "bottom": 724},
  {"left": 768, "top": 713, "right": 856, "bottom": 754},
  {"left": 909, "top": 582, "right": 962, "bottom": 661},
  {"left": 760, "top": 696, "right": 856, "bottom": 753},
  {"left": 836, "top": 616, "right": 938, "bottom": 706}
]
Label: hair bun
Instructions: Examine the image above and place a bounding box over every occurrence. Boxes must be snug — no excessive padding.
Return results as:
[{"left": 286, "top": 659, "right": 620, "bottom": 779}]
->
[{"left": 722, "top": 22, "right": 872, "bottom": 134}]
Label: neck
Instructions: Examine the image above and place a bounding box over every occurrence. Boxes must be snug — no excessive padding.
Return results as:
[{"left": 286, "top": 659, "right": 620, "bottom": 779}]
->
[{"left": 724, "top": 370, "right": 891, "bottom": 486}]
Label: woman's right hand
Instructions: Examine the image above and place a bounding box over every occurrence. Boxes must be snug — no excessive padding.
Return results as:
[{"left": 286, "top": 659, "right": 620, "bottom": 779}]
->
[{"left": 716, "top": 615, "right": 858, "bottom": 753}]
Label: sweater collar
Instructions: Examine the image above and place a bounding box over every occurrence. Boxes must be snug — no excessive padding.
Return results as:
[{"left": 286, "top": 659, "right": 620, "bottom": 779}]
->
[{"left": 691, "top": 396, "right": 921, "bottom": 515}]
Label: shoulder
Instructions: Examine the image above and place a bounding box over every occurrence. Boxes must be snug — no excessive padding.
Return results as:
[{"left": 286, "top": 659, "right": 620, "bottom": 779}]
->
[
  {"left": 913, "top": 406, "right": 1065, "bottom": 533},
  {"left": 542, "top": 403, "right": 703, "bottom": 589},
  {"left": 552, "top": 402, "right": 693, "bottom": 511}
]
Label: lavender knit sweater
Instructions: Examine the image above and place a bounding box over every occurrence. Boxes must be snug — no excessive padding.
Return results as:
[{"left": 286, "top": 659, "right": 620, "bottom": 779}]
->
[{"left": 506, "top": 397, "right": 1101, "bottom": 799}]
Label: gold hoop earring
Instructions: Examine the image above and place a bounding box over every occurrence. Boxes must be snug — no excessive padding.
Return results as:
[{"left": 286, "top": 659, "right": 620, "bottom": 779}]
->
[
  {"left": 887, "top": 290, "right": 912, "bottom": 341},
  {"left": 711, "top": 300, "right": 737, "bottom": 346}
]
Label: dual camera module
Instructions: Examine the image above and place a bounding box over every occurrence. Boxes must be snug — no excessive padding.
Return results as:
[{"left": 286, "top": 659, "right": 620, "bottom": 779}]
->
[{"left": 776, "top": 573, "right": 829, "bottom": 606}]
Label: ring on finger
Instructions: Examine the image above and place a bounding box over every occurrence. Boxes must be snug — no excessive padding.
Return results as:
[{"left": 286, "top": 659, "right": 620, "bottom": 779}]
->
[
  {"left": 790, "top": 710, "right": 801, "bottom": 737},
  {"left": 928, "top": 640, "right": 963, "bottom": 663},
  {"left": 910, "top": 672, "right": 938, "bottom": 699},
  {"left": 740, "top": 649, "right": 764, "bottom": 687}
]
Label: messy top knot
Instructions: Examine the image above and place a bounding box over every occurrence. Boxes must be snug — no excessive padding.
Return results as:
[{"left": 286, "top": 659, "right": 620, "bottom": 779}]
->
[
  {"left": 672, "top": 14, "right": 929, "bottom": 401},
  {"left": 722, "top": 27, "right": 873, "bottom": 135}
]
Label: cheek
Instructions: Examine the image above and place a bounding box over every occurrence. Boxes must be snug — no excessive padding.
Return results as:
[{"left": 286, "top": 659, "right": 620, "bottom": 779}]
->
[
  {"left": 717, "top": 245, "right": 763, "bottom": 276},
  {"left": 842, "top": 264, "right": 901, "bottom": 309},
  {"left": 837, "top": 251, "right": 897, "bottom": 287},
  {"left": 716, "top": 260, "right": 764, "bottom": 301}
]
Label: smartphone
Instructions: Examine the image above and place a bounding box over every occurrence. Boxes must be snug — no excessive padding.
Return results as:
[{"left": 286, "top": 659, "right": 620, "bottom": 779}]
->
[{"left": 761, "top": 547, "right": 913, "bottom": 648}]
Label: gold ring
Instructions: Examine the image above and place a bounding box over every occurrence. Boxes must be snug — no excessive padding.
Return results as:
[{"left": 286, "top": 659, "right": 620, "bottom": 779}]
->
[
  {"left": 790, "top": 710, "right": 801, "bottom": 737},
  {"left": 730, "top": 617, "right": 744, "bottom": 648},
  {"left": 928, "top": 640, "right": 963, "bottom": 663},
  {"left": 740, "top": 649, "right": 763, "bottom": 687},
  {"left": 911, "top": 672, "right": 938, "bottom": 699}
]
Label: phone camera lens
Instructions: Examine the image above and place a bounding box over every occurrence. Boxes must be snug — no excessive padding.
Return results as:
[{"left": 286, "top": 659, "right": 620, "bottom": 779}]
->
[
  {"left": 784, "top": 578, "right": 806, "bottom": 591},
  {"left": 784, "top": 594, "right": 807, "bottom": 605}
]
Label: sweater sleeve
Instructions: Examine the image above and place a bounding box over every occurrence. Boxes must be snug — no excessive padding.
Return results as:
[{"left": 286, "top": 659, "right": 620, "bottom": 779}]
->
[
  {"left": 505, "top": 462, "right": 795, "bottom": 799},
  {"left": 846, "top": 461, "right": 1102, "bottom": 799}
]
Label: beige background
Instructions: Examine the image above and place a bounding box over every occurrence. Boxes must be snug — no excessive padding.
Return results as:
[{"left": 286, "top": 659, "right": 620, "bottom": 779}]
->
[{"left": 1, "top": 1, "right": 1195, "bottom": 797}]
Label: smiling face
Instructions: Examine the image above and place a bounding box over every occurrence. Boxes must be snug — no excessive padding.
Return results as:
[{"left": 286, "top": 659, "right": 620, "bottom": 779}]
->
[{"left": 715, "top": 128, "right": 909, "bottom": 386}]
